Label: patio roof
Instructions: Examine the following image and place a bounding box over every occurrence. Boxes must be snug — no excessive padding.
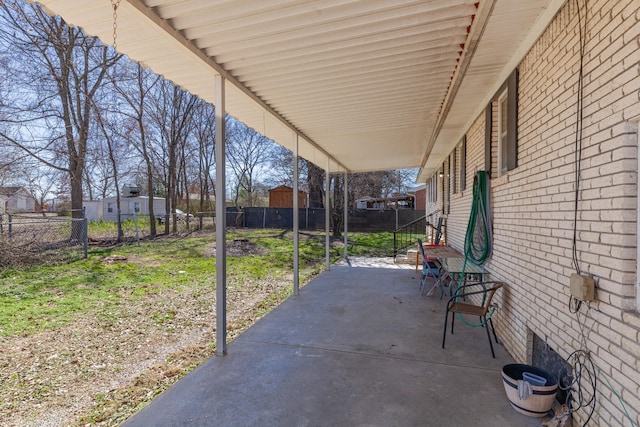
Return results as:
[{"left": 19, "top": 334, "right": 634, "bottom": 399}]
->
[{"left": 31, "top": 0, "right": 564, "bottom": 179}]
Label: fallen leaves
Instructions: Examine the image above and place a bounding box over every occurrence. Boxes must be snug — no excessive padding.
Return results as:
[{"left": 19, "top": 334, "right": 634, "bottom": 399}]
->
[{"left": 1, "top": 275, "right": 291, "bottom": 426}]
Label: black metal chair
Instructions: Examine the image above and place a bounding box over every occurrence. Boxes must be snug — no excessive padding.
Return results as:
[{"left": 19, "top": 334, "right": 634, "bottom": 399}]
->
[{"left": 442, "top": 281, "right": 504, "bottom": 358}]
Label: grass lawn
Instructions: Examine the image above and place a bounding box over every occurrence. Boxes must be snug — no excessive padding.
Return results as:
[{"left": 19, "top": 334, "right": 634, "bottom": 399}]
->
[{"left": 0, "top": 228, "right": 394, "bottom": 426}]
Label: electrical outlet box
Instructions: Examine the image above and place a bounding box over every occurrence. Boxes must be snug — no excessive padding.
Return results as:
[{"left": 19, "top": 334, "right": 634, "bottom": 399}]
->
[{"left": 570, "top": 273, "right": 595, "bottom": 301}]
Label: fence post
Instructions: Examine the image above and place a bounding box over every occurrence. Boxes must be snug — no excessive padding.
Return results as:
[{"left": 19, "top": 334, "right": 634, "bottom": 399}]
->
[
  {"left": 393, "top": 231, "right": 397, "bottom": 260},
  {"left": 133, "top": 209, "right": 140, "bottom": 245},
  {"left": 83, "top": 217, "right": 88, "bottom": 259},
  {"left": 82, "top": 207, "right": 88, "bottom": 258},
  {"left": 8, "top": 213, "right": 12, "bottom": 238}
]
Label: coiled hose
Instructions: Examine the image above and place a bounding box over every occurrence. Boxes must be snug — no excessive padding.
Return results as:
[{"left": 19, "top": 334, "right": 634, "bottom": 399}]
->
[
  {"left": 464, "top": 170, "right": 492, "bottom": 266},
  {"left": 456, "top": 171, "right": 493, "bottom": 327}
]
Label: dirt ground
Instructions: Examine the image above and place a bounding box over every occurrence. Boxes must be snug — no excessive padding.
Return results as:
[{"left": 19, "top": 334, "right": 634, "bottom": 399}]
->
[{"left": 0, "top": 240, "right": 292, "bottom": 426}]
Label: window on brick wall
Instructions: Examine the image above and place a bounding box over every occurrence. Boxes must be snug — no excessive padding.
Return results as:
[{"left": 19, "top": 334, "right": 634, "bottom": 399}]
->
[
  {"left": 452, "top": 148, "right": 457, "bottom": 194},
  {"left": 460, "top": 136, "right": 467, "bottom": 192},
  {"left": 432, "top": 173, "right": 437, "bottom": 206},
  {"left": 440, "top": 164, "right": 445, "bottom": 214},
  {"left": 486, "top": 68, "right": 519, "bottom": 176},
  {"left": 442, "top": 160, "right": 451, "bottom": 214},
  {"left": 498, "top": 89, "right": 509, "bottom": 175},
  {"left": 446, "top": 157, "right": 451, "bottom": 213}
]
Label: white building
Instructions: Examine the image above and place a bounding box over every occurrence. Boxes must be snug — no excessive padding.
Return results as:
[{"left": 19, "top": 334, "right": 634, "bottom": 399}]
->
[
  {"left": 81, "top": 185, "right": 168, "bottom": 222},
  {"left": 81, "top": 196, "right": 168, "bottom": 222},
  {"left": 0, "top": 186, "right": 36, "bottom": 213}
]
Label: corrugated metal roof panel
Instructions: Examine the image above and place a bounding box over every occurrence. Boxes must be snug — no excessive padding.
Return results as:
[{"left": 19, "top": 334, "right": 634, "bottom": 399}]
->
[{"left": 31, "top": 0, "right": 563, "bottom": 177}]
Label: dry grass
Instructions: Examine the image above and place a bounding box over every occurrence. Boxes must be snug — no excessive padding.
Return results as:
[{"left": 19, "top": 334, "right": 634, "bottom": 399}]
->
[
  {"left": 1, "top": 274, "right": 293, "bottom": 426},
  {"left": 0, "top": 233, "right": 298, "bottom": 426},
  {"left": 1, "top": 229, "right": 388, "bottom": 426}
]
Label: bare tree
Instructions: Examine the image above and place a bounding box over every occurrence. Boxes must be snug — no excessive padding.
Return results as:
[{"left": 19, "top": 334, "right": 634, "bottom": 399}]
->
[
  {"left": 111, "top": 62, "right": 162, "bottom": 235},
  {"left": 227, "top": 120, "right": 275, "bottom": 207},
  {"left": 191, "top": 99, "right": 216, "bottom": 228},
  {"left": 0, "top": 148, "right": 28, "bottom": 188},
  {"left": 147, "top": 81, "right": 197, "bottom": 233},
  {"left": 331, "top": 173, "right": 344, "bottom": 237},
  {"left": 267, "top": 145, "right": 309, "bottom": 190},
  {"left": 91, "top": 97, "right": 129, "bottom": 240},
  {"left": 347, "top": 169, "right": 418, "bottom": 206},
  {"left": 0, "top": 1, "right": 120, "bottom": 232},
  {"left": 19, "top": 161, "right": 62, "bottom": 216},
  {"left": 179, "top": 131, "right": 199, "bottom": 230},
  {"left": 307, "top": 162, "right": 325, "bottom": 208}
]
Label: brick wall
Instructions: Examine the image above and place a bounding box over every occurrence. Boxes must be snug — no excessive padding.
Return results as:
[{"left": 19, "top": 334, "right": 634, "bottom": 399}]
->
[
  {"left": 430, "top": 1, "right": 640, "bottom": 424},
  {"left": 414, "top": 187, "right": 426, "bottom": 211}
]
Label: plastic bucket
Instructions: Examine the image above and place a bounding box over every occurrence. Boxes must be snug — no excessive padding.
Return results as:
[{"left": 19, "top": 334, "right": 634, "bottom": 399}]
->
[
  {"left": 522, "top": 372, "right": 547, "bottom": 387},
  {"left": 502, "top": 364, "right": 558, "bottom": 417}
]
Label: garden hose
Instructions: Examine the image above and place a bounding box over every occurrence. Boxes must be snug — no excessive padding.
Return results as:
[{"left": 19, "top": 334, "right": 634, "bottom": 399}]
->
[
  {"left": 456, "top": 170, "right": 494, "bottom": 327},
  {"left": 464, "top": 170, "right": 492, "bottom": 266}
]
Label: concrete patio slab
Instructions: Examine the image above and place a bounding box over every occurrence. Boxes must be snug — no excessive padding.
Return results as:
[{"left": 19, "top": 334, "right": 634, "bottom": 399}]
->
[{"left": 124, "top": 258, "right": 542, "bottom": 426}]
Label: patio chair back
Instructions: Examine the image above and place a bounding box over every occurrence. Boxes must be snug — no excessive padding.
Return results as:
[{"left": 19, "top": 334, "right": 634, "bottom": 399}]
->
[
  {"left": 443, "top": 281, "right": 505, "bottom": 358},
  {"left": 417, "top": 238, "right": 440, "bottom": 294}
]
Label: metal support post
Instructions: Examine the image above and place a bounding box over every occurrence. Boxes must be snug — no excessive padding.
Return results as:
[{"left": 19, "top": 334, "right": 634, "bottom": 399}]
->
[
  {"left": 343, "top": 171, "right": 348, "bottom": 260},
  {"left": 293, "top": 134, "right": 299, "bottom": 296},
  {"left": 325, "top": 159, "right": 330, "bottom": 270},
  {"left": 215, "top": 74, "right": 227, "bottom": 356}
]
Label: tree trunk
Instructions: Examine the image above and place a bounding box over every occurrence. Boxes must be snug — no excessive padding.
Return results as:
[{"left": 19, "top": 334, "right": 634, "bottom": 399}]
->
[
  {"left": 70, "top": 163, "right": 85, "bottom": 241},
  {"left": 331, "top": 174, "right": 343, "bottom": 238},
  {"left": 307, "top": 162, "right": 325, "bottom": 208},
  {"left": 182, "top": 156, "right": 190, "bottom": 230}
]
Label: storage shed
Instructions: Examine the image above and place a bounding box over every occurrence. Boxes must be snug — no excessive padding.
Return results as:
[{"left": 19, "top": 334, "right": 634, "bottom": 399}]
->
[{"left": 268, "top": 186, "right": 307, "bottom": 208}]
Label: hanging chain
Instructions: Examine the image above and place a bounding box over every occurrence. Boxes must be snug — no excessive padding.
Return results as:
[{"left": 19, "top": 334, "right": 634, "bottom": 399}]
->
[{"left": 111, "top": 0, "right": 121, "bottom": 49}]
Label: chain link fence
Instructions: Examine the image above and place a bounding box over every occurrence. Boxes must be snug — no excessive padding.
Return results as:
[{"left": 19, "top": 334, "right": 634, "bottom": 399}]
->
[
  {"left": 0, "top": 207, "right": 425, "bottom": 267},
  {"left": 0, "top": 212, "right": 88, "bottom": 267},
  {"left": 86, "top": 212, "right": 204, "bottom": 244}
]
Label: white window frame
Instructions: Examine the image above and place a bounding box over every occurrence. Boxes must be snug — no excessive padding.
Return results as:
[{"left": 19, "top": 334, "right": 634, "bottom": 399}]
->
[
  {"left": 498, "top": 89, "right": 509, "bottom": 175},
  {"left": 107, "top": 202, "right": 113, "bottom": 213}
]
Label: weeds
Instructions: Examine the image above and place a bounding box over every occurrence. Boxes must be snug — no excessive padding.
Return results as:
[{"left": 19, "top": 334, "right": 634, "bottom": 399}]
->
[{"left": 1, "top": 229, "right": 394, "bottom": 425}]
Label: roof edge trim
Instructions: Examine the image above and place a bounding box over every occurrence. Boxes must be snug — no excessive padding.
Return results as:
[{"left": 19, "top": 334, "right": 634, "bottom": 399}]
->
[
  {"left": 421, "top": 0, "right": 496, "bottom": 170},
  {"left": 418, "top": 0, "right": 567, "bottom": 182}
]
